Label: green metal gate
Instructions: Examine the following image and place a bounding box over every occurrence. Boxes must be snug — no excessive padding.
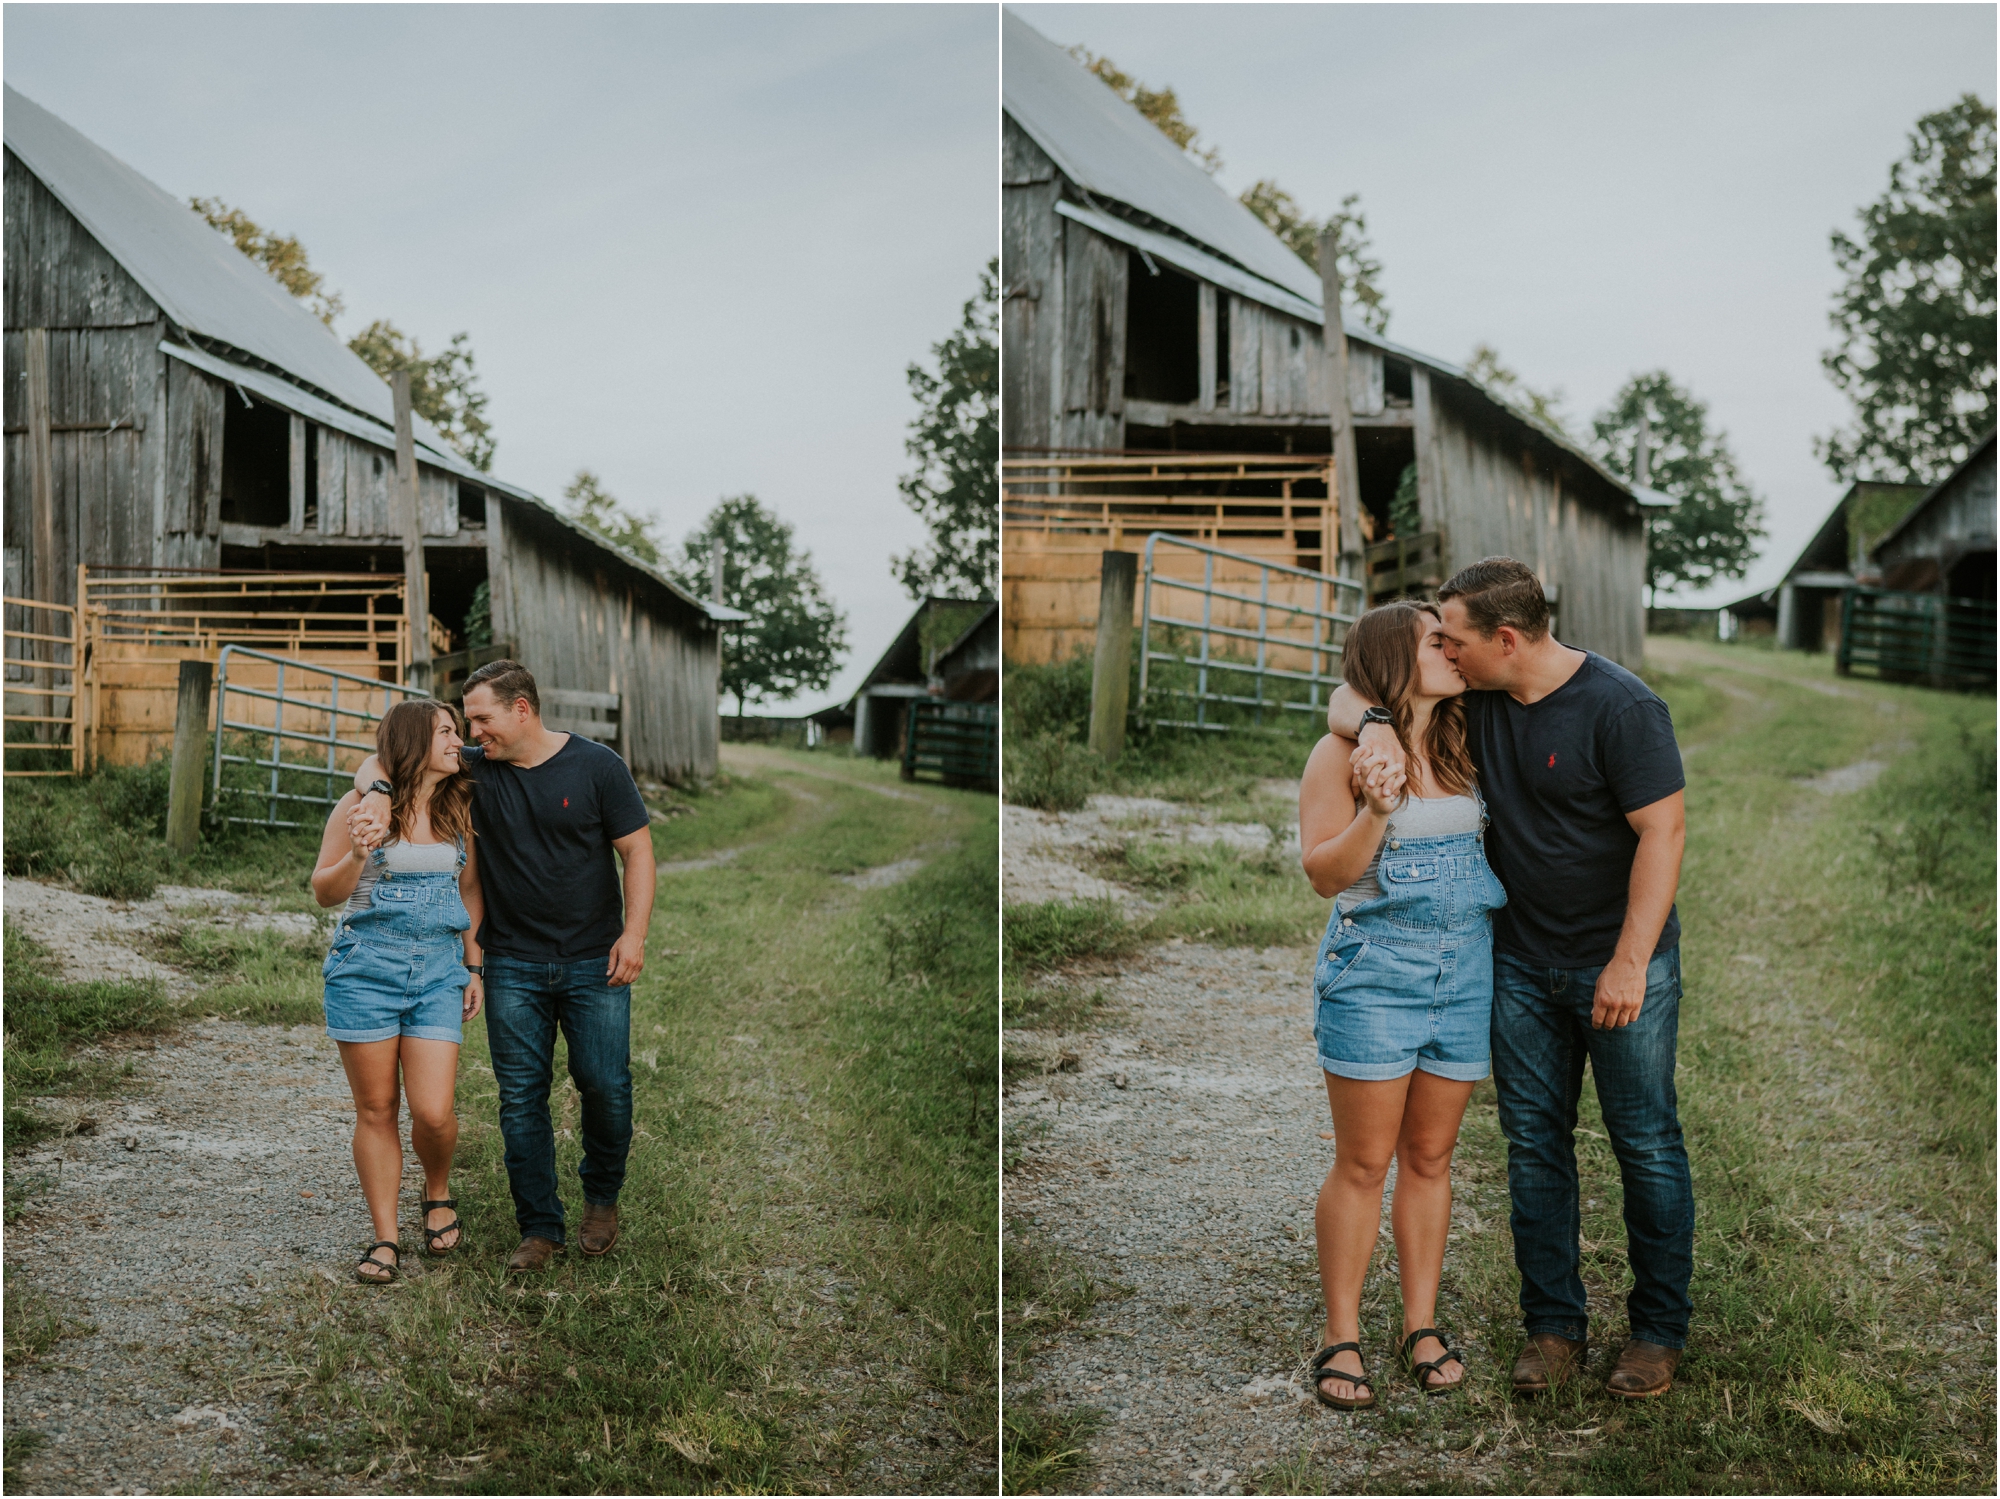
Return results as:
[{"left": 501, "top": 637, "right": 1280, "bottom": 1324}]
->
[
  {"left": 1836, "top": 587, "right": 1996, "bottom": 689},
  {"left": 901, "top": 699, "right": 997, "bottom": 790}
]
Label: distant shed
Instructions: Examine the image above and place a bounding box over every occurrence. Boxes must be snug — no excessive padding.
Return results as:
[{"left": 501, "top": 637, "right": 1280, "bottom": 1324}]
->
[
  {"left": 1721, "top": 480, "right": 1928, "bottom": 650},
  {"left": 1871, "top": 432, "right": 1996, "bottom": 600},
  {"left": 3, "top": 86, "right": 727, "bottom": 782},
  {"left": 1001, "top": 12, "right": 1662, "bottom": 667}
]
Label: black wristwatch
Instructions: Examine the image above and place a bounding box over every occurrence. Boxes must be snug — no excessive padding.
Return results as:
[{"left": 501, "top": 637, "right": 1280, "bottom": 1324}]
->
[
  {"left": 465, "top": 964, "right": 484, "bottom": 976},
  {"left": 1358, "top": 706, "right": 1395, "bottom": 729},
  {"left": 368, "top": 779, "right": 393, "bottom": 797}
]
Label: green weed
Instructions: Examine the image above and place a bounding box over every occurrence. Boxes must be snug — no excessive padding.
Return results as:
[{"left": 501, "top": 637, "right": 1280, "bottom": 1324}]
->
[{"left": 1003, "top": 899, "right": 1136, "bottom": 971}]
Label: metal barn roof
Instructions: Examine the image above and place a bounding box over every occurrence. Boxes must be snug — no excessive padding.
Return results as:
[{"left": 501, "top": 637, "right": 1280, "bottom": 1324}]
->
[
  {"left": 1003, "top": 11, "right": 1324, "bottom": 311},
  {"left": 3, "top": 84, "right": 464, "bottom": 462}
]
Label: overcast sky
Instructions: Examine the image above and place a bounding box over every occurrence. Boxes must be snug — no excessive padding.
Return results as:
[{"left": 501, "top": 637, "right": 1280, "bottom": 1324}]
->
[
  {"left": 1013, "top": 3, "right": 1994, "bottom": 605},
  {"left": 7, "top": 3, "right": 996, "bottom": 706}
]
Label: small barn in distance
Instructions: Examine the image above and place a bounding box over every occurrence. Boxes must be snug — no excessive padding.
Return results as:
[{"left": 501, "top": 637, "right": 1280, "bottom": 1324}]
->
[
  {"left": 1001, "top": 12, "right": 1663, "bottom": 669},
  {"left": 1722, "top": 480, "right": 1928, "bottom": 649},
  {"left": 1871, "top": 431, "right": 1996, "bottom": 602},
  {"left": 4, "top": 86, "right": 728, "bottom": 783},
  {"left": 844, "top": 598, "right": 996, "bottom": 759}
]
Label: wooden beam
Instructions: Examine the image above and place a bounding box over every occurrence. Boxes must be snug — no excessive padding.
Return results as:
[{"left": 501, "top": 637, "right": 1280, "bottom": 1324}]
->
[
  {"left": 1411, "top": 368, "right": 1443, "bottom": 537},
  {"left": 288, "top": 414, "right": 307, "bottom": 533},
  {"left": 25, "top": 328, "right": 56, "bottom": 604},
  {"left": 392, "top": 372, "right": 429, "bottom": 670},
  {"left": 1197, "top": 283, "right": 1217, "bottom": 413},
  {"left": 1316, "top": 233, "right": 1363, "bottom": 575},
  {"left": 483, "top": 490, "right": 513, "bottom": 648}
]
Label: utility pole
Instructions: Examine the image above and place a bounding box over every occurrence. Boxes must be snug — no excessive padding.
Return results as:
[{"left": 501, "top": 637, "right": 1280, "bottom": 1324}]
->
[{"left": 393, "top": 372, "right": 430, "bottom": 678}]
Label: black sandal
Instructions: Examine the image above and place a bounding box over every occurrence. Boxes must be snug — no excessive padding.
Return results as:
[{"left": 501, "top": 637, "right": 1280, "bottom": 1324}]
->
[
  {"left": 355, "top": 1240, "right": 400, "bottom": 1283},
  {"left": 421, "top": 1198, "right": 463, "bottom": 1257},
  {"left": 1309, "top": 1342, "right": 1377, "bottom": 1410},
  {"left": 1401, "top": 1326, "right": 1467, "bottom": 1395}
]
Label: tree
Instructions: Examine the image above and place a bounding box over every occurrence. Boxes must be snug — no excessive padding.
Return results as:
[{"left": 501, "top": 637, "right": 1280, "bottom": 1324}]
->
[
  {"left": 1593, "top": 372, "right": 1766, "bottom": 603},
  {"left": 1819, "top": 94, "right": 1996, "bottom": 484},
  {"left": 190, "top": 198, "right": 345, "bottom": 325},
  {"left": 1068, "top": 48, "right": 1223, "bottom": 173},
  {"left": 347, "top": 321, "right": 496, "bottom": 473},
  {"left": 1238, "top": 181, "right": 1388, "bottom": 334},
  {"left": 1465, "top": 344, "right": 1571, "bottom": 437},
  {"left": 893, "top": 260, "right": 997, "bottom": 601},
  {"left": 562, "top": 469, "right": 663, "bottom": 565},
  {"left": 1069, "top": 49, "right": 1391, "bottom": 333},
  {"left": 670, "top": 496, "right": 847, "bottom": 715},
  {"left": 194, "top": 198, "right": 498, "bottom": 471}
]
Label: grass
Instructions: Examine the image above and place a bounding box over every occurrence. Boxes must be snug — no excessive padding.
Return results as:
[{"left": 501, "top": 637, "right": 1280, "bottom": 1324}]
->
[
  {"left": 1003, "top": 639, "right": 1996, "bottom": 1495},
  {"left": 210, "top": 749, "right": 999, "bottom": 1494}
]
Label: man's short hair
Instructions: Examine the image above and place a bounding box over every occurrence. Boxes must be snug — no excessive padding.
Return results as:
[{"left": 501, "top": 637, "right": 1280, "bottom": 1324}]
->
[
  {"left": 462, "top": 659, "right": 541, "bottom": 716},
  {"left": 1437, "top": 557, "right": 1551, "bottom": 640}
]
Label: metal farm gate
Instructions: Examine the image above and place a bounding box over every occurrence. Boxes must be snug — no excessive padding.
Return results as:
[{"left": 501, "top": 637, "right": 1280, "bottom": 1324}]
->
[
  {"left": 1137, "top": 533, "right": 1363, "bottom": 731},
  {"left": 210, "top": 645, "right": 428, "bottom": 830}
]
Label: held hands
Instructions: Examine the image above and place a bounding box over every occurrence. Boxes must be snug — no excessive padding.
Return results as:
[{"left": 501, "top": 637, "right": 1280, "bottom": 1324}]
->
[
  {"left": 607, "top": 931, "right": 645, "bottom": 988},
  {"left": 462, "top": 974, "right": 485, "bottom": 1022},
  {"left": 1353, "top": 744, "right": 1407, "bottom": 817},
  {"left": 347, "top": 791, "right": 392, "bottom": 853}
]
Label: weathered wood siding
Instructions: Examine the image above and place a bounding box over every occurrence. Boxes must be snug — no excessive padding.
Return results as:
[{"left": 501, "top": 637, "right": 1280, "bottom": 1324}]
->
[
  {"left": 1876, "top": 444, "right": 1996, "bottom": 582},
  {"left": 491, "top": 502, "right": 719, "bottom": 783},
  {"left": 1059, "top": 220, "right": 1126, "bottom": 451},
  {"left": 1225, "top": 299, "right": 1329, "bottom": 418},
  {"left": 4, "top": 153, "right": 175, "bottom": 594},
  {"left": 310, "top": 425, "right": 458, "bottom": 540},
  {"left": 1425, "top": 377, "right": 1645, "bottom": 667},
  {"left": 1002, "top": 116, "right": 1060, "bottom": 453}
]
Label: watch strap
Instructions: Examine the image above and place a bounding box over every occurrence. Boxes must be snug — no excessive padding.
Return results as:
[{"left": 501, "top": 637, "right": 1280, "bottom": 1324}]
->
[
  {"left": 368, "top": 779, "right": 394, "bottom": 797},
  {"left": 464, "top": 963, "right": 484, "bottom": 976},
  {"left": 1359, "top": 706, "right": 1395, "bottom": 728}
]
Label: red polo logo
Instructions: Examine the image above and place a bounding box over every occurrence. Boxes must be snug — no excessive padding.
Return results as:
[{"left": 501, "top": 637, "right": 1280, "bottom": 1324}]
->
[
  {"left": 1547, "top": 754, "right": 1556, "bottom": 768},
  {"left": 563, "top": 797, "right": 570, "bottom": 808}
]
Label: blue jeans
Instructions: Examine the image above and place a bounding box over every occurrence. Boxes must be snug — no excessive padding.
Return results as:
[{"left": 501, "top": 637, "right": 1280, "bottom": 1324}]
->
[
  {"left": 484, "top": 955, "right": 634, "bottom": 1246},
  {"left": 1492, "top": 947, "right": 1693, "bottom": 1350}
]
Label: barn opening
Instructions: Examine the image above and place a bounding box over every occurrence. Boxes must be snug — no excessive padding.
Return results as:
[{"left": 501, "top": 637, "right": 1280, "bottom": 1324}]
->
[
  {"left": 1383, "top": 356, "right": 1414, "bottom": 407},
  {"left": 1355, "top": 426, "right": 1417, "bottom": 540},
  {"left": 457, "top": 481, "right": 486, "bottom": 529},
  {"left": 219, "top": 395, "right": 290, "bottom": 527},
  {"left": 1125, "top": 253, "right": 1199, "bottom": 404},
  {"left": 1949, "top": 548, "right": 1995, "bottom": 601},
  {"left": 302, "top": 424, "right": 319, "bottom": 530}
]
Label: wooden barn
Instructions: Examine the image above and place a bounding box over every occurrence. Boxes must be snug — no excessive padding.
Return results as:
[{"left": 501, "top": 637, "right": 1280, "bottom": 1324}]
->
[
  {"left": 4, "top": 85, "right": 729, "bottom": 784},
  {"left": 1721, "top": 479, "right": 1927, "bottom": 650},
  {"left": 1001, "top": 12, "right": 1662, "bottom": 669}
]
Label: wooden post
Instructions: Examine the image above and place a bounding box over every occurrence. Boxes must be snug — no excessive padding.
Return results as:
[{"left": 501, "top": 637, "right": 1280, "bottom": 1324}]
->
[
  {"left": 393, "top": 372, "right": 430, "bottom": 677},
  {"left": 288, "top": 414, "right": 308, "bottom": 532},
  {"left": 1317, "top": 231, "right": 1363, "bottom": 580},
  {"left": 1088, "top": 550, "right": 1137, "bottom": 761},
  {"left": 165, "top": 658, "right": 212, "bottom": 853}
]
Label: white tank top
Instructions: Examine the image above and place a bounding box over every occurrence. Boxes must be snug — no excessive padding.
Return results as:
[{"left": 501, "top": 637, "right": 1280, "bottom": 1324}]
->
[
  {"left": 343, "top": 839, "right": 461, "bottom": 915},
  {"left": 1338, "top": 793, "right": 1481, "bottom": 909}
]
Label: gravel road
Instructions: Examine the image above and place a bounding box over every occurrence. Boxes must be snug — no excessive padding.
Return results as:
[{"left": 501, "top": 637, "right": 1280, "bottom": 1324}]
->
[{"left": 3, "top": 879, "right": 429, "bottom": 1496}]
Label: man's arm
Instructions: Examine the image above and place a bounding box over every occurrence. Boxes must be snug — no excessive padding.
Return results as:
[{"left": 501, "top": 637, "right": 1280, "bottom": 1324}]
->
[
  {"left": 607, "top": 825, "right": 655, "bottom": 987},
  {"left": 1590, "top": 791, "right": 1686, "bottom": 1030},
  {"left": 1327, "top": 682, "right": 1405, "bottom": 773}
]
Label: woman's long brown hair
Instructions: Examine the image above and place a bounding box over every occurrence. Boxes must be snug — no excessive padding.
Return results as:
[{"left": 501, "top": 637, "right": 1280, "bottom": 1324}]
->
[
  {"left": 1338, "top": 601, "right": 1476, "bottom": 798},
  {"left": 375, "top": 699, "right": 474, "bottom": 847}
]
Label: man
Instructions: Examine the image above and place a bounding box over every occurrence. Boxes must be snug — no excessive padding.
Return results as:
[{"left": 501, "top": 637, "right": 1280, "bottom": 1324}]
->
[
  {"left": 1327, "top": 557, "right": 1690, "bottom": 1400},
  {"left": 349, "top": 660, "right": 655, "bottom": 1271}
]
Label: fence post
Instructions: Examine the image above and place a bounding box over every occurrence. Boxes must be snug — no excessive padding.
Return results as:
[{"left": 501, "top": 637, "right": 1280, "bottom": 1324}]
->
[
  {"left": 166, "top": 658, "right": 213, "bottom": 854},
  {"left": 1089, "top": 551, "right": 1138, "bottom": 762}
]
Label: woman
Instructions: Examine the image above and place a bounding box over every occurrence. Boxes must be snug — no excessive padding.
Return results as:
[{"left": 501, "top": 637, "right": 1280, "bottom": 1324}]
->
[
  {"left": 1297, "top": 601, "right": 1507, "bottom": 1407},
  {"left": 311, "top": 699, "right": 485, "bottom": 1283}
]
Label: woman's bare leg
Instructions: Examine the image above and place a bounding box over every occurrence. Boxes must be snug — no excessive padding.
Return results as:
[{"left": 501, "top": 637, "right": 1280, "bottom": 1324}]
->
[
  {"left": 1390, "top": 1069, "right": 1477, "bottom": 1387},
  {"left": 336, "top": 1038, "right": 404, "bottom": 1276},
  {"left": 399, "top": 1038, "right": 462, "bottom": 1249},
  {"left": 1314, "top": 1072, "right": 1411, "bottom": 1401}
]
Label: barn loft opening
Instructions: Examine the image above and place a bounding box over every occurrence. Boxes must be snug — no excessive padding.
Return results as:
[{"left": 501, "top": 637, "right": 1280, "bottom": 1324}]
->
[
  {"left": 458, "top": 482, "right": 486, "bottom": 529},
  {"left": 1949, "top": 548, "right": 1995, "bottom": 602},
  {"left": 1125, "top": 252, "right": 1199, "bottom": 404},
  {"left": 1383, "top": 357, "right": 1414, "bottom": 407},
  {"left": 220, "top": 395, "right": 290, "bottom": 527}
]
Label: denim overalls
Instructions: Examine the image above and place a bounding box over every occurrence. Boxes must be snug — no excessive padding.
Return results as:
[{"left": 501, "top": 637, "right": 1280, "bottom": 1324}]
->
[
  {"left": 1313, "top": 804, "right": 1509, "bottom": 1083},
  {"left": 322, "top": 840, "right": 473, "bottom": 1045}
]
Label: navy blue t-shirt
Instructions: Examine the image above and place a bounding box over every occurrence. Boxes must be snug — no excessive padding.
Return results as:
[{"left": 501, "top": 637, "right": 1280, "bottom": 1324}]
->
[
  {"left": 1465, "top": 652, "right": 1684, "bottom": 968},
  {"left": 461, "top": 737, "right": 651, "bottom": 963}
]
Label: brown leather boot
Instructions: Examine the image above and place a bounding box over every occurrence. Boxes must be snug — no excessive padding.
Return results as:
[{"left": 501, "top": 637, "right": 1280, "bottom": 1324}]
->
[
  {"left": 1511, "top": 1333, "right": 1587, "bottom": 1396},
  {"left": 1607, "top": 1340, "right": 1681, "bottom": 1399},
  {"left": 579, "top": 1202, "right": 620, "bottom": 1257},
  {"left": 506, "top": 1235, "right": 563, "bottom": 1273}
]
